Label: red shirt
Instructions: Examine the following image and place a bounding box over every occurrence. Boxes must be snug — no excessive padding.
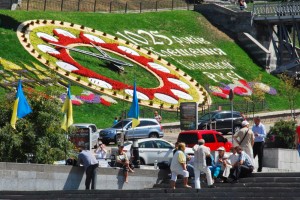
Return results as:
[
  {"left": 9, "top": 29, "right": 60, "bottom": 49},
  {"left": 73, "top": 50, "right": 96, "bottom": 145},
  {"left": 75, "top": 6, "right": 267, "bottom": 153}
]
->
[{"left": 296, "top": 126, "right": 300, "bottom": 144}]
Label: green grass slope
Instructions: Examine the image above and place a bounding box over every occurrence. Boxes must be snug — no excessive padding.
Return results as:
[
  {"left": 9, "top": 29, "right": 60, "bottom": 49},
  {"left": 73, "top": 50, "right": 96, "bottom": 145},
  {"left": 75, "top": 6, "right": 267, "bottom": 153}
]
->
[{"left": 0, "top": 10, "right": 298, "bottom": 128}]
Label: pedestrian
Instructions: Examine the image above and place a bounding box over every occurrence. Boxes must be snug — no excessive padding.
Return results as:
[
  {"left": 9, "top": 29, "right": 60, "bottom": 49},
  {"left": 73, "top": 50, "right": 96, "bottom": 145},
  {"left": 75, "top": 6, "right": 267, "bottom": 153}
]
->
[
  {"left": 295, "top": 125, "right": 300, "bottom": 157},
  {"left": 234, "top": 120, "right": 254, "bottom": 164},
  {"left": 222, "top": 147, "right": 239, "bottom": 181},
  {"left": 113, "top": 117, "right": 118, "bottom": 125},
  {"left": 115, "top": 144, "right": 134, "bottom": 183},
  {"left": 94, "top": 140, "right": 107, "bottom": 159},
  {"left": 170, "top": 142, "right": 191, "bottom": 189},
  {"left": 77, "top": 148, "right": 99, "bottom": 190},
  {"left": 230, "top": 146, "right": 254, "bottom": 183},
  {"left": 238, "top": 0, "right": 245, "bottom": 10},
  {"left": 193, "top": 139, "right": 215, "bottom": 189},
  {"left": 154, "top": 110, "right": 162, "bottom": 123},
  {"left": 252, "top": 116, "right": 266, "bottom": 172},
  {"left": 211, "top": 146, "right": 228, "bottom": 182}
]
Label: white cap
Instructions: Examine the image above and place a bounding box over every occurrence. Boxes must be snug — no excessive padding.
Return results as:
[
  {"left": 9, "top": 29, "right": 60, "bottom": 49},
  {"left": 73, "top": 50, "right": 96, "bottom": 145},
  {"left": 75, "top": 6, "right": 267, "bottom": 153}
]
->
[
  {"left": 242, "top": 120, "right": 249, "bottom": 127},
  {"left": 217, "top": 146, "right": 225, "bottom": 151}
]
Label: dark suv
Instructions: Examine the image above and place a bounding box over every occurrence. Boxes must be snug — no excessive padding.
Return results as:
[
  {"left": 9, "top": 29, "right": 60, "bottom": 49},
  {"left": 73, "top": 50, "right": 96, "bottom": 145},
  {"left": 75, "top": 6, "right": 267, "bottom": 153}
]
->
[
  {"left": 99, "top": 118, "right": 164, "bottom": 145},
  {"left": 198, "top": 111, "right": 245, "bottom": 134}
]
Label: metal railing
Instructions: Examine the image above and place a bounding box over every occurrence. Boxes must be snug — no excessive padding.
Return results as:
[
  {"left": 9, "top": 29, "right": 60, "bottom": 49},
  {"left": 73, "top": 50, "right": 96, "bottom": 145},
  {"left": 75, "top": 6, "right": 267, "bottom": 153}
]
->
[
  {"left": 253, "top": 1, "right": 300, "bottom": 17},
  {"left": 15, "top": 0, "right": 195, "bottom": 12}
]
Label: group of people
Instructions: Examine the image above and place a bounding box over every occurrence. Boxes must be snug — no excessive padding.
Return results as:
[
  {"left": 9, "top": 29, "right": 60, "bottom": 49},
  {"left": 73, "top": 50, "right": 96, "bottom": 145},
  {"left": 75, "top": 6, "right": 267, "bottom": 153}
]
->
[{"left": 170, "top": 116, "right": 267, "bottom": 189}]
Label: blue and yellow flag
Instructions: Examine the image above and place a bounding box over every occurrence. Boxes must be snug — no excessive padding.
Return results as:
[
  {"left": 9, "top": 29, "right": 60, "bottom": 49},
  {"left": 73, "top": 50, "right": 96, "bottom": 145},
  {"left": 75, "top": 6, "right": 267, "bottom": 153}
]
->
[
  {"left": 10, "top": 80, "right": 32, "bottom": 129},
  {"left": 128, "top": 80, "right": 140, "bottom": 128},
  {"left": 61, "top": 85, "right": 73, "bottom": 131}
]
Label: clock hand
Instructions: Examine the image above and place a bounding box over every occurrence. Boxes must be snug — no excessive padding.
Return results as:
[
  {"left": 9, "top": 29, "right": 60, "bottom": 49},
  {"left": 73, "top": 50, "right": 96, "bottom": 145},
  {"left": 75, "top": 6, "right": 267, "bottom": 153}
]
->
[
  {"left": 90, "top": 42, "right": 110, "bottom": 58},
  {"left": 90, "top": 42, "right": 126, "bottom": 72},
  {"left": 49, "top": 43, "right": 132, "bottom": 68}
]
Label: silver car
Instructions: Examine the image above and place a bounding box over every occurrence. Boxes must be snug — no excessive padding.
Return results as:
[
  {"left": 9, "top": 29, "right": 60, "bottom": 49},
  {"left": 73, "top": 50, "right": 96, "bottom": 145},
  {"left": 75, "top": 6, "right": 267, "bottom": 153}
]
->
[{"left": 99, "top": 118, "right": 164, "bottom": 145}]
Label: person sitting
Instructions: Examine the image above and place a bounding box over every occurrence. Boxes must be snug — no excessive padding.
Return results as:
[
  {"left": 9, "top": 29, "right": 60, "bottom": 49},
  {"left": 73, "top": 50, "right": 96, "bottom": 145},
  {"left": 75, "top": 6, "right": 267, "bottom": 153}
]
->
[
  {"left": 222, "top": 146, "right": 239, "bottom": 182},
  {"left": 115, "top": 144, "right": 134, "bottom": 183},
  {"left": 94, "top": 140, "right": 107, "bottom": 159},
  {"left": 210, "top": 146, "right": 228, "bottom": 183},
  {"left": 230, "top": 146, "right": 254, "bottom": 183}
]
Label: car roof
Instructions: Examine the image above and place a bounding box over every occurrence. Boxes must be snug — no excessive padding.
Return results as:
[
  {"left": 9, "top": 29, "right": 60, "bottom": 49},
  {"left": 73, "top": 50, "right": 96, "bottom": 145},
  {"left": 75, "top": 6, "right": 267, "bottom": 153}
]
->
[
  {"left": 179, "top": 130, "right": 220, "bottom": 134},
  {"left": 124, "top": 138, "right": 171, "bottom": 143},
  {"left": 123, "top": 118, "right": 158, "bottom": 121},
  {"left": 73, "top": 123, "right": 96, "bottom": 128},
  {"left": 208, "top": 110, "right": 241, "bottom": 114}
]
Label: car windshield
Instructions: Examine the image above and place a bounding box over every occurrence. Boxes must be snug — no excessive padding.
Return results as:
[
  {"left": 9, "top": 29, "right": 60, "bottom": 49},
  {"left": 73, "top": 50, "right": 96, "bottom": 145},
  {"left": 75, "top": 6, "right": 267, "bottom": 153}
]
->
[
  {"left": 112, "top": 119, "right": 131, "bottom": 128},
  {"left": 199, "top": 113, "right": 213, "bottom": 121}
]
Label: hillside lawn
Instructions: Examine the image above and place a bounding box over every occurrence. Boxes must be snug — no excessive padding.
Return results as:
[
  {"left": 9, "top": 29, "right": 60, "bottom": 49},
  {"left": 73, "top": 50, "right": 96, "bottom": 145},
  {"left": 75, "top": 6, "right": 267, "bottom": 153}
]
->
[{"left": 0, "top": 10, "right": 299, "bottom": 128}]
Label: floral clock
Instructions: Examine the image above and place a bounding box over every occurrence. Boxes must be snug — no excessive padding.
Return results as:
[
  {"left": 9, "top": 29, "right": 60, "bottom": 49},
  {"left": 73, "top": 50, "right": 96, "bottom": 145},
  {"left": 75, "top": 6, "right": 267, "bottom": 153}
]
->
[{"left": 16, "top": 19, "right": 210, "bottom": 110}]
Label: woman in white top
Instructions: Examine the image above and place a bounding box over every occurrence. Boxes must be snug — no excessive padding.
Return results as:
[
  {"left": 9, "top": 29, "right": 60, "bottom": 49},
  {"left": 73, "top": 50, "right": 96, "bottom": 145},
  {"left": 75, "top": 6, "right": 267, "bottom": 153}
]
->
[
  {"left": 94, "top": 141, "right": 107, "bottom": 159},
  {"left": 170, "top": 142, "right": 191, "bottom": 189}
]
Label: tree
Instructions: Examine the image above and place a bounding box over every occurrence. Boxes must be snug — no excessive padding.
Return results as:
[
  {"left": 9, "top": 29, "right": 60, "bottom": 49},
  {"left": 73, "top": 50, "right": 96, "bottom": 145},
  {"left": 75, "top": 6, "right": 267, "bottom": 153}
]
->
[
  {"left": 243, "top": 74, "right": 266, "bottom": 118},
  {"left": 0, "top": 86, "right": 74, "bottom": 164},
  {"left": 279, "top": 73, "right": 297, "bottom": 121}
]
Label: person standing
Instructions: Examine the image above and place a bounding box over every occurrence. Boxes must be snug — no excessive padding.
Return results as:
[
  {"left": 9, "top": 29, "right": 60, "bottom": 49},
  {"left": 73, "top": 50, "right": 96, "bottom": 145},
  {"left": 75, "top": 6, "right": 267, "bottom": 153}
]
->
[
  {"left": 113, "top": 117, "right": 118, "bottom": 125},
  {"left": 252, "top": 116, "right": 266, "bottom": 172},
  {"left": 193, "top": 139, "right": 215, "bottom": 189},
  {"left": 77, "top": 148, "right": 99, "bottom": 190},
  {"left": 295, "top": 125, "right": 300, "bottom": 157},
  {"left": 154, "top": 111, "right": 162, "bottom": 123},
  {"left": 170, "top": 142, "right": 191, "bottom": 189},
  {"left": 234, "top": 120, "right": 254, "bottom": 163}
]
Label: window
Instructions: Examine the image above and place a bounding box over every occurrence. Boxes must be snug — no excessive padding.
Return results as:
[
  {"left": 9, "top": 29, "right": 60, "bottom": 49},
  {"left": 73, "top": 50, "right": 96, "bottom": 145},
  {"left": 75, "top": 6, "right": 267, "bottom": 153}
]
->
[
  {"left": 202, "top": 134, "right": 215, "bottom": 143},
  {"left": 216, "top": 134, "right": 225, "bottom": 142},
  {"left": 137, "top": 120, "right": 158, "bottom": 127},
  {"left": 154, "top": 140, "right": 173, "bottom": 149},
  {"left": 139, "top": 141, "right": 154, "bottom": 148},
  {"left": 89, "top": 125, "right": 97, "bottom": 133},
  {"left": 178, "top": 134, "right": 198, "bottom": 145}
]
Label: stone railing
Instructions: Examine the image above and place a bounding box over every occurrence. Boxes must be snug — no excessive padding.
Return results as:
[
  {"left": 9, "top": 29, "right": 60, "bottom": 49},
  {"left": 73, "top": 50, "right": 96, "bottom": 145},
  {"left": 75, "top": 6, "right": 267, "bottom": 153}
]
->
[{"left": 0, "top": 162, "right": 168, "bottom": 191}]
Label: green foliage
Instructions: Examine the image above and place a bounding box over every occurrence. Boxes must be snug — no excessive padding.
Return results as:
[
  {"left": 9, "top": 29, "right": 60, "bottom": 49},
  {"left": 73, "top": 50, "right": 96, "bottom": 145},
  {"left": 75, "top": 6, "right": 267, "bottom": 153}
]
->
[
  {"left": 267, "top": 120, "right": 296, "bottom": 149},
  {"left": 0, "top": 89, "right": 74, "bottom": 164}
]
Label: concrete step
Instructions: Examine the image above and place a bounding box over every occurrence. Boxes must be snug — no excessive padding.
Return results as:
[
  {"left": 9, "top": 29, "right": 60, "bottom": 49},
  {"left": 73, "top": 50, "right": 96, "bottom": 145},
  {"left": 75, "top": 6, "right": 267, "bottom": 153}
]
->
[{"left": 0, "top": 189, "right": 299, "bottom": 199}]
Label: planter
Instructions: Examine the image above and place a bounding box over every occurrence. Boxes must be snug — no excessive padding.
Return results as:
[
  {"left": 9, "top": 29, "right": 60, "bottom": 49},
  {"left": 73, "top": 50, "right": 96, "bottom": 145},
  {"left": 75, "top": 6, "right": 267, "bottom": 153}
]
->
[{"left": 263, "top": 148, "right": 300, "bottom": 171}]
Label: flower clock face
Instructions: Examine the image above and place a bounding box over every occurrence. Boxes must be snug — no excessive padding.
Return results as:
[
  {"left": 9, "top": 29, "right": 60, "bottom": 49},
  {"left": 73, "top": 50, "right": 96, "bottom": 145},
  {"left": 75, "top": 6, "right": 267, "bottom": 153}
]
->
[{"left": 17, "top": 19, "right": 210, "bottom": 110}]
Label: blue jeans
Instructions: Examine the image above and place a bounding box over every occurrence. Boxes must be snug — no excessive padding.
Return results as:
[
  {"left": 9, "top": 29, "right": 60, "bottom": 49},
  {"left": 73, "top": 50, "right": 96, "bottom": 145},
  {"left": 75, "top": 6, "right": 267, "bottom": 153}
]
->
[{"left": 209, "top": 165, "right": 221, "bottom": 178}]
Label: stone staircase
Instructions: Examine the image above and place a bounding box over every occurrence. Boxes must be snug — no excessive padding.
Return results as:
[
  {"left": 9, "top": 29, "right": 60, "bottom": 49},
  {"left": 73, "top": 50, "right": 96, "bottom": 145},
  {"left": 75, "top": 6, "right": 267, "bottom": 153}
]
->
[{"left": 0, "top": 172, "right": 299, "bottom": 199}]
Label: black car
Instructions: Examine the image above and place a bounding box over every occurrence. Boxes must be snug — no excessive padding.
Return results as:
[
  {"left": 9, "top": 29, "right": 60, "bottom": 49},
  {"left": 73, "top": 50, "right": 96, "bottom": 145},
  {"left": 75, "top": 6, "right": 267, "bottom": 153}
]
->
[{"left": 197, "top": 111, "right": 245, "bottom": 134}]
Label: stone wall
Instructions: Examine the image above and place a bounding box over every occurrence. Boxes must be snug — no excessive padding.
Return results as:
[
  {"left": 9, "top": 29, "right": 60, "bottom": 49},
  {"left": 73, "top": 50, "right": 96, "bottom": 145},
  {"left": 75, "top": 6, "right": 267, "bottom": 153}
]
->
[
  {"left": 0, "top": 162, "right": 168, "bottom": 191},
  {"left": 263, "top": 148, "right": 300, "bottom": 171}
]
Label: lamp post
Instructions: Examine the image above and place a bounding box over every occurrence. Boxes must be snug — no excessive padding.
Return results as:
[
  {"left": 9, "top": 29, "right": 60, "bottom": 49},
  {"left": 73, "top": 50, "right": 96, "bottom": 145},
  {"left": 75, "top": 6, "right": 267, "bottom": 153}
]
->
[{"left": 229, "top": 89, "right": 234, "bottom": 144}]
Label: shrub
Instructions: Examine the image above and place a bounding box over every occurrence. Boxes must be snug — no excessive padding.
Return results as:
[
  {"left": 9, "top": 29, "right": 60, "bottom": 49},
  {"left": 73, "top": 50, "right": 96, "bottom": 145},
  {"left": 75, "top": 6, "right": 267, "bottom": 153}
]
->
[{"left": 267, "top": 120, "right": 296, "bottom": 149}]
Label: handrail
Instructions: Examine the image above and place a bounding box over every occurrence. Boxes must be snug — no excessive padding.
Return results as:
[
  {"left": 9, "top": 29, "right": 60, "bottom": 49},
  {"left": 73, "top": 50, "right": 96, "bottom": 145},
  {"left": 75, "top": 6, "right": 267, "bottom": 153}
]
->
[{"left": 253, "top": 1, "right": 300, "bottom": 17}]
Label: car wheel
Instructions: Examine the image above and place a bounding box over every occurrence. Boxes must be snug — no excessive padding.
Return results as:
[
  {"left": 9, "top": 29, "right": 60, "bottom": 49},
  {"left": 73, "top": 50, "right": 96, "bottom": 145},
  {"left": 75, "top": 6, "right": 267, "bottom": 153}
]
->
[
  {"left": 139, "top": 158, "right": 145, "bottom": 165},
  {"left": 149, "top": 133, "right": 158, "bottom": 138},
  {"left": 234, "top": 126, "right": 241, "bottom": 134}
]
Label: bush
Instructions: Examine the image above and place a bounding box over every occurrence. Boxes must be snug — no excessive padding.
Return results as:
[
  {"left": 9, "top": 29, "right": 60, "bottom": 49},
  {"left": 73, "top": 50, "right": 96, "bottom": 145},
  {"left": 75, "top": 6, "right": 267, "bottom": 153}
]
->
[{"left": 266, "top": 120, "right": 296, "bottom": 149}]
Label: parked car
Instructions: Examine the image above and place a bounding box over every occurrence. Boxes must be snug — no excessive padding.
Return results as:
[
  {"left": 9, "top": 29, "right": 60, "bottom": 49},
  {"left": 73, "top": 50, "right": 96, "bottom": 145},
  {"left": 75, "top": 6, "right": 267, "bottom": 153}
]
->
[
  {"left": 99, "top": 118, "right": 164, "bottom": 145},
  {"left": 177, "top": 130, "right": 233, "bottom": 152},
  {"left": 116, "top": 138, "right": 193, "bottom": 165},
  {"left": 198, "top": 110, "right": 245, "bottom": 134},
  {"left": 69, "top": 123, "right": 99, "bottom": 151}
]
